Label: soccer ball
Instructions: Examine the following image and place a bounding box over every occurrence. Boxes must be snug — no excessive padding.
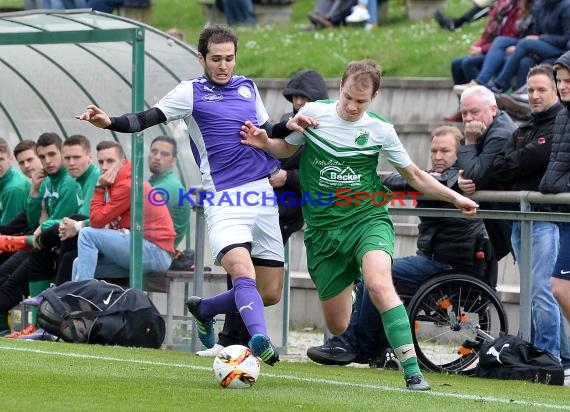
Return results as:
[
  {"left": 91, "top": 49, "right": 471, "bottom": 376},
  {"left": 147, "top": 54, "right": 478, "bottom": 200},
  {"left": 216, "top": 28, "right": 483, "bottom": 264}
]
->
[{"left": 213, "top": 345, "right": 260, "bottom": 389}]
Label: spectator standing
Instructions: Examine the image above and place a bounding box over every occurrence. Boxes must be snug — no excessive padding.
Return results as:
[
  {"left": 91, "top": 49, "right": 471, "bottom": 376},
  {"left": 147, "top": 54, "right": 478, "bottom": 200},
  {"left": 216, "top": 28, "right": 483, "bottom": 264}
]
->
[
  {"left": 241, "top": 59, "right": 479, "bottom": 390},
  {"left": 539, "top": 50, "right": 570, "bottom": 383},
  {"left": 457, "top": 85, "right": 517, "bottom": 261},
  {"left": 492, "top": 64, "right": 569, "bottom": 365},
  {"left": 77, "top": 25, "right": 291, "bottom": 366},
  {"left": 307, "top": 126, "right": 491, "bottom": 367}
]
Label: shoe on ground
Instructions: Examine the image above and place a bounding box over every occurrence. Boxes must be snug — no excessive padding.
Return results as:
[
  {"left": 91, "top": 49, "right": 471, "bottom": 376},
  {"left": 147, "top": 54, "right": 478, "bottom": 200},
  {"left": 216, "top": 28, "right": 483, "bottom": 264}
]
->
[
  {"left": 196, "top": 343, "right": 224, "bottom": 357},
  {"left": 453, "top": 80, "right": 477, "bottom": 96},
  {"left": 564, "top": 368, "right": 570, "bottom": 387},
  {"left": 185, "top": 296, "right": 216, "bottom": 349},
  {"left": 406, "top": 373, "right": 431, "bottom": 391},
  {"left": 307, "top": 11, "right": 333, "bottom": 29},
  {"left": 306, "top": 335, "right": 356, "bottom": 366},
  {"left": 346, "top": 6, "right": 370, "bottom": 23},
  {"left": 434, "top": 10, "right": 455, "bottom": 31},
  {"left": 249, "top": 334, "right": 280, "bottom": 366},
  {"left": 4, "top": 324, "right": 38, "bottom": 339},
  {"left": 18, "top": 327, "right": 54, "bottom": 341},
  {"left": 443, "top": 111, "right": 462, "bottom": 123}
]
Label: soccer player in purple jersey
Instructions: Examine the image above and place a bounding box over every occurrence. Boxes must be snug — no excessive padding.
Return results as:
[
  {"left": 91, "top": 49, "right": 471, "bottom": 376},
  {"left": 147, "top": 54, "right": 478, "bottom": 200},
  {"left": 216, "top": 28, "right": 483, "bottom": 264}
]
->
[{"left": 76, "top": 24, "right": 310, "bottom": 365}]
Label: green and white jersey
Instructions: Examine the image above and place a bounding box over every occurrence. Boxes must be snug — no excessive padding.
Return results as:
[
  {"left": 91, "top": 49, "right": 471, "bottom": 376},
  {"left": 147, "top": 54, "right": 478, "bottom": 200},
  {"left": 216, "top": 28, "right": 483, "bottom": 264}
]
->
[{"left": 285, "top": 100, "right": 412, "bottom": 229}]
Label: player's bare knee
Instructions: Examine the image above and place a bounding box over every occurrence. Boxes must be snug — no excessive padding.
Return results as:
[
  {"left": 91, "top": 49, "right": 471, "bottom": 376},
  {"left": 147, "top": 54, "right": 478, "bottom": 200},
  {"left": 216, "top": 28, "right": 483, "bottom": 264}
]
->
[
  {"left": 366, "top": 278, "right": 395, "bottom": 300},
  {"left": 261, "top": 291, "right": 281, "bottom": 306}
]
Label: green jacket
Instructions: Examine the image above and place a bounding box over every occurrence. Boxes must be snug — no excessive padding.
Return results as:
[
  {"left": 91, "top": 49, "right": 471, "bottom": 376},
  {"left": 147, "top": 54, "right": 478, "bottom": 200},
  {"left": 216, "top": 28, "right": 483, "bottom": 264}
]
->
[
  {"left": 149, "top": 169, "right": 190, "bottom": 248},
  {"left": 26, "top": 166, "right": 83, "bottom": 231},
  {"left": 0, "top": 166, "right": 30, "bottom": 225},
  {"left": 76, "top": 163, "right": 100, "bottom": 217},
  {"left": 40, "top": 163, "right": 100, "bottom": 230}
]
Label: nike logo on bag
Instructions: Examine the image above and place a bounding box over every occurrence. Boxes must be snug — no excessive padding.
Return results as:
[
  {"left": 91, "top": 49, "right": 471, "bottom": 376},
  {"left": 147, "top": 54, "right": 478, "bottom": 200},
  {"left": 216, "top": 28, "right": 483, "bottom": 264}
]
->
[
  {"left": 238, "top": 301, "right": 254, "bottom": 313},
  {"left": 103, "top": 291, "right": 113, "bottom": 305},
  {"left": 561, "top": 270, "right": 570, "bottom": 275}
]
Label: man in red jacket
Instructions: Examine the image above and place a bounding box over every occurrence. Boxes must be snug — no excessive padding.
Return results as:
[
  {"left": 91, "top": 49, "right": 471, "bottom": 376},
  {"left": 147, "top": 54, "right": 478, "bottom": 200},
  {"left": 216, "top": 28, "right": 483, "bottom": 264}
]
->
[{"left": 71, "top": 141, "right": 175, "bottom": 281}]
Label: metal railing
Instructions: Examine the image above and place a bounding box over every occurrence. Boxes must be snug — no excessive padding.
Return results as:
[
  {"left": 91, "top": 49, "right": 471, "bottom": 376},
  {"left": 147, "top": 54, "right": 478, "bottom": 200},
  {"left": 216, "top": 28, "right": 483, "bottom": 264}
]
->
[{"left": 391, "top": 190, "right": 570, "bottom": 342}]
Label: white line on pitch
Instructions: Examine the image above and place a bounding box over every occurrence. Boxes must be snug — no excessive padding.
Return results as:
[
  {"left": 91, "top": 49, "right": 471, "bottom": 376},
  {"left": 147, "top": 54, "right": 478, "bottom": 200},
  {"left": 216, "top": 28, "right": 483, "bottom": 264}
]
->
[{"left": 1, "top": 345, "right": 568, "bottom": 410}]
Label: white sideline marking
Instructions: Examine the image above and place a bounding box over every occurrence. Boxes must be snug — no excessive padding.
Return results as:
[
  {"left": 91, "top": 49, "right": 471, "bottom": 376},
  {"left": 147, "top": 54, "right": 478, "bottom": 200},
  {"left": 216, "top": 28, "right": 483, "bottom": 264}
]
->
[{"left": 1, "top": 345, "right": 569, "bottom": 410}]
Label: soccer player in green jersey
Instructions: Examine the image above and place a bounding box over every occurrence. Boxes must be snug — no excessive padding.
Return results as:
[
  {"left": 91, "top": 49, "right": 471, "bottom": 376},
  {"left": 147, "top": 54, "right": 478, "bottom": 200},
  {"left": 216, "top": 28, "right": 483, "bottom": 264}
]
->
[{"left": 240, "top": 59, "right": 479, "bottom": 390}]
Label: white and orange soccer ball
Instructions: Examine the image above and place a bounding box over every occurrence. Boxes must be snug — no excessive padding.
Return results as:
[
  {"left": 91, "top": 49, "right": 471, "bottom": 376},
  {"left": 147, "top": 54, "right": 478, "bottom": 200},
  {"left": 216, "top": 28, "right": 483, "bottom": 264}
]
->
[{"left": 212, "top": 345, "right": 261, "bottom": 389}]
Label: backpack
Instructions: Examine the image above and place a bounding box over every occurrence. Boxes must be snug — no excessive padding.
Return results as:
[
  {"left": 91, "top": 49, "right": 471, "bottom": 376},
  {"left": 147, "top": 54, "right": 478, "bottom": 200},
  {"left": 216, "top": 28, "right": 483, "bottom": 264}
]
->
[
  {"left": 477, "top": 334, "right": 564, "bottom": 385},
  {"left": 37, "top": 279, "right": 165, "bottom": 349}
]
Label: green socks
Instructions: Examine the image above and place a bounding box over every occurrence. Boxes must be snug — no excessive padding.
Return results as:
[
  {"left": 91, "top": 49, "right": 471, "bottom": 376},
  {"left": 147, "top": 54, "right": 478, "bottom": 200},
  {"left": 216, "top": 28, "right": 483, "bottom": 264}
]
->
[{"left": 381, "top": 304, "right": 422, "bottom": 378}]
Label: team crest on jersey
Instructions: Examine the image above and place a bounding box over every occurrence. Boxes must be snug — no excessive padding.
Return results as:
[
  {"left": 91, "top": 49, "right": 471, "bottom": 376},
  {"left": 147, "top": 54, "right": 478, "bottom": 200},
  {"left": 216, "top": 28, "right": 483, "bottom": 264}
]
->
[
  {"left": 355, "top": 129, "right": 369, "bottom": 146},
  {"left": 238, "top": 85, "right": 252, "bottom": 99},
  {"left": 319, "top": 165, "right": 362, "bottom": 188}
]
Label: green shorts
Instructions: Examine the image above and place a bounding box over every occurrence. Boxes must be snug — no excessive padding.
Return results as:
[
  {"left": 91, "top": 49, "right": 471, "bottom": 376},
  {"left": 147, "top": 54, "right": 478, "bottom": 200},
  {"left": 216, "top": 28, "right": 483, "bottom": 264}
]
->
[{"left": 304, "top": 214, "right": 395, "bottom": 300}]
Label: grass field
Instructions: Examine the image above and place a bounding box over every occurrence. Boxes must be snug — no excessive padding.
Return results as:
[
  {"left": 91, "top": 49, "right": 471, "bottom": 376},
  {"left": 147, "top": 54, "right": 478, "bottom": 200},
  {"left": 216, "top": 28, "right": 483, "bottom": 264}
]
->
[
  {"left": 0, "top": 0, "right": 483, "bottom": 78},
  {"left": 2, "top": 338, "right": 570, "bottom": 411}
]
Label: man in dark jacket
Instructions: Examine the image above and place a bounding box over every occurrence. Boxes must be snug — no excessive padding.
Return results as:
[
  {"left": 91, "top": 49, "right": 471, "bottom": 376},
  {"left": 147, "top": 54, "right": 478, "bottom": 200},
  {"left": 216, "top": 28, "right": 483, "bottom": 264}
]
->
[
  {"left": 493, "top": 64, "right": 568, "bottom": 364},
  {"left": 197, "top": 70, "right": 329, "bottom": 356},
  {"left": 457, "top": 85, "right": 517, "bottom": 260},
  {"left": 307, "top": 125, "right": 490, "bottom": 366},
  {"left": 274, "top": 70, "right": 329, "bottom": 243},
  {"left": 539, "top": 51, "right": 570, "bottom": 382}
]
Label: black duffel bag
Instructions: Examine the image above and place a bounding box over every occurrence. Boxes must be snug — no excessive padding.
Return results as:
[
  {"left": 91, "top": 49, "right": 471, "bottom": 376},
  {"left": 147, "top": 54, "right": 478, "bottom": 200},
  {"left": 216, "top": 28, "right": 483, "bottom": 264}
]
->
[
  {"left": 477, "top": 334, "right": 564, "bottom": 385},
  {"left": 37, "top": 279, "right": 165, "bottom": 349}
]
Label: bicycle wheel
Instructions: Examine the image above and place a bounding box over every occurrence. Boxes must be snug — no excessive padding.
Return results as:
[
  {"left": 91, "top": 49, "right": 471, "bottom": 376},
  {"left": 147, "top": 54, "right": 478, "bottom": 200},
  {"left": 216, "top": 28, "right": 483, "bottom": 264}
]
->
[{"left": 407, "top": 273, "right": 508, "bottom": 375}]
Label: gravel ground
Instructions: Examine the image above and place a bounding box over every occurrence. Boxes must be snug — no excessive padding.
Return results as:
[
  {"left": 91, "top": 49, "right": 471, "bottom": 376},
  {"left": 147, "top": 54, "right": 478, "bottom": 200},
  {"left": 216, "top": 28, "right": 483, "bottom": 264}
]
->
[{"left": 282, "top": 329, "right": 324, "bottom": 361}]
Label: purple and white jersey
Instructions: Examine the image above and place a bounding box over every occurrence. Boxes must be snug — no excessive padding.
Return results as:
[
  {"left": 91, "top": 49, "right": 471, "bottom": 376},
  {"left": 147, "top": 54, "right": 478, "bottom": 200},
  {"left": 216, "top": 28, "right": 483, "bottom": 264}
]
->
[{"left": 155, "top": 75, "right": 279, "bottom": 192}]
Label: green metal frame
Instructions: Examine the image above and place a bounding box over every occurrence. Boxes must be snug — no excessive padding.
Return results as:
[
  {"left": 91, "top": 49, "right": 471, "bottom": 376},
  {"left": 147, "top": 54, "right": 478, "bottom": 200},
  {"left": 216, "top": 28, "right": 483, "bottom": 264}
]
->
[{"left": 0, "top": 12, "right": 146, "bottom": 288}]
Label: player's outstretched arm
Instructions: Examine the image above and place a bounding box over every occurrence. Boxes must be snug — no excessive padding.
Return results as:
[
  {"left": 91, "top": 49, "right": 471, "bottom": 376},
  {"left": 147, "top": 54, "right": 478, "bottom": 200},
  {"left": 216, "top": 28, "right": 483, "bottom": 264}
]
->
[
  {"left": 241, "top": 121, "right": 299, "bottom": 158},
  {"left": 76, "top": 105, "right": 111, "bottom": 129},
  {"left": 397, "top": 164, "right": 479, "bottom": 217},
  {"left": 77, "top": 106, "right": 167, "bottom": 133},
  {"left": 286, "top": 113, "right": 319, "bottom": 132}
]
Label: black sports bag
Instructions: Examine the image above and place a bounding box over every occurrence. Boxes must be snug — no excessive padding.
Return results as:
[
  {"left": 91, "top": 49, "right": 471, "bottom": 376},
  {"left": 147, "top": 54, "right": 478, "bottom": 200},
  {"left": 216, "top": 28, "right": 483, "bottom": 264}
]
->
[{"left": 37, "top": 279, "right": 165, "bottom": 348}]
